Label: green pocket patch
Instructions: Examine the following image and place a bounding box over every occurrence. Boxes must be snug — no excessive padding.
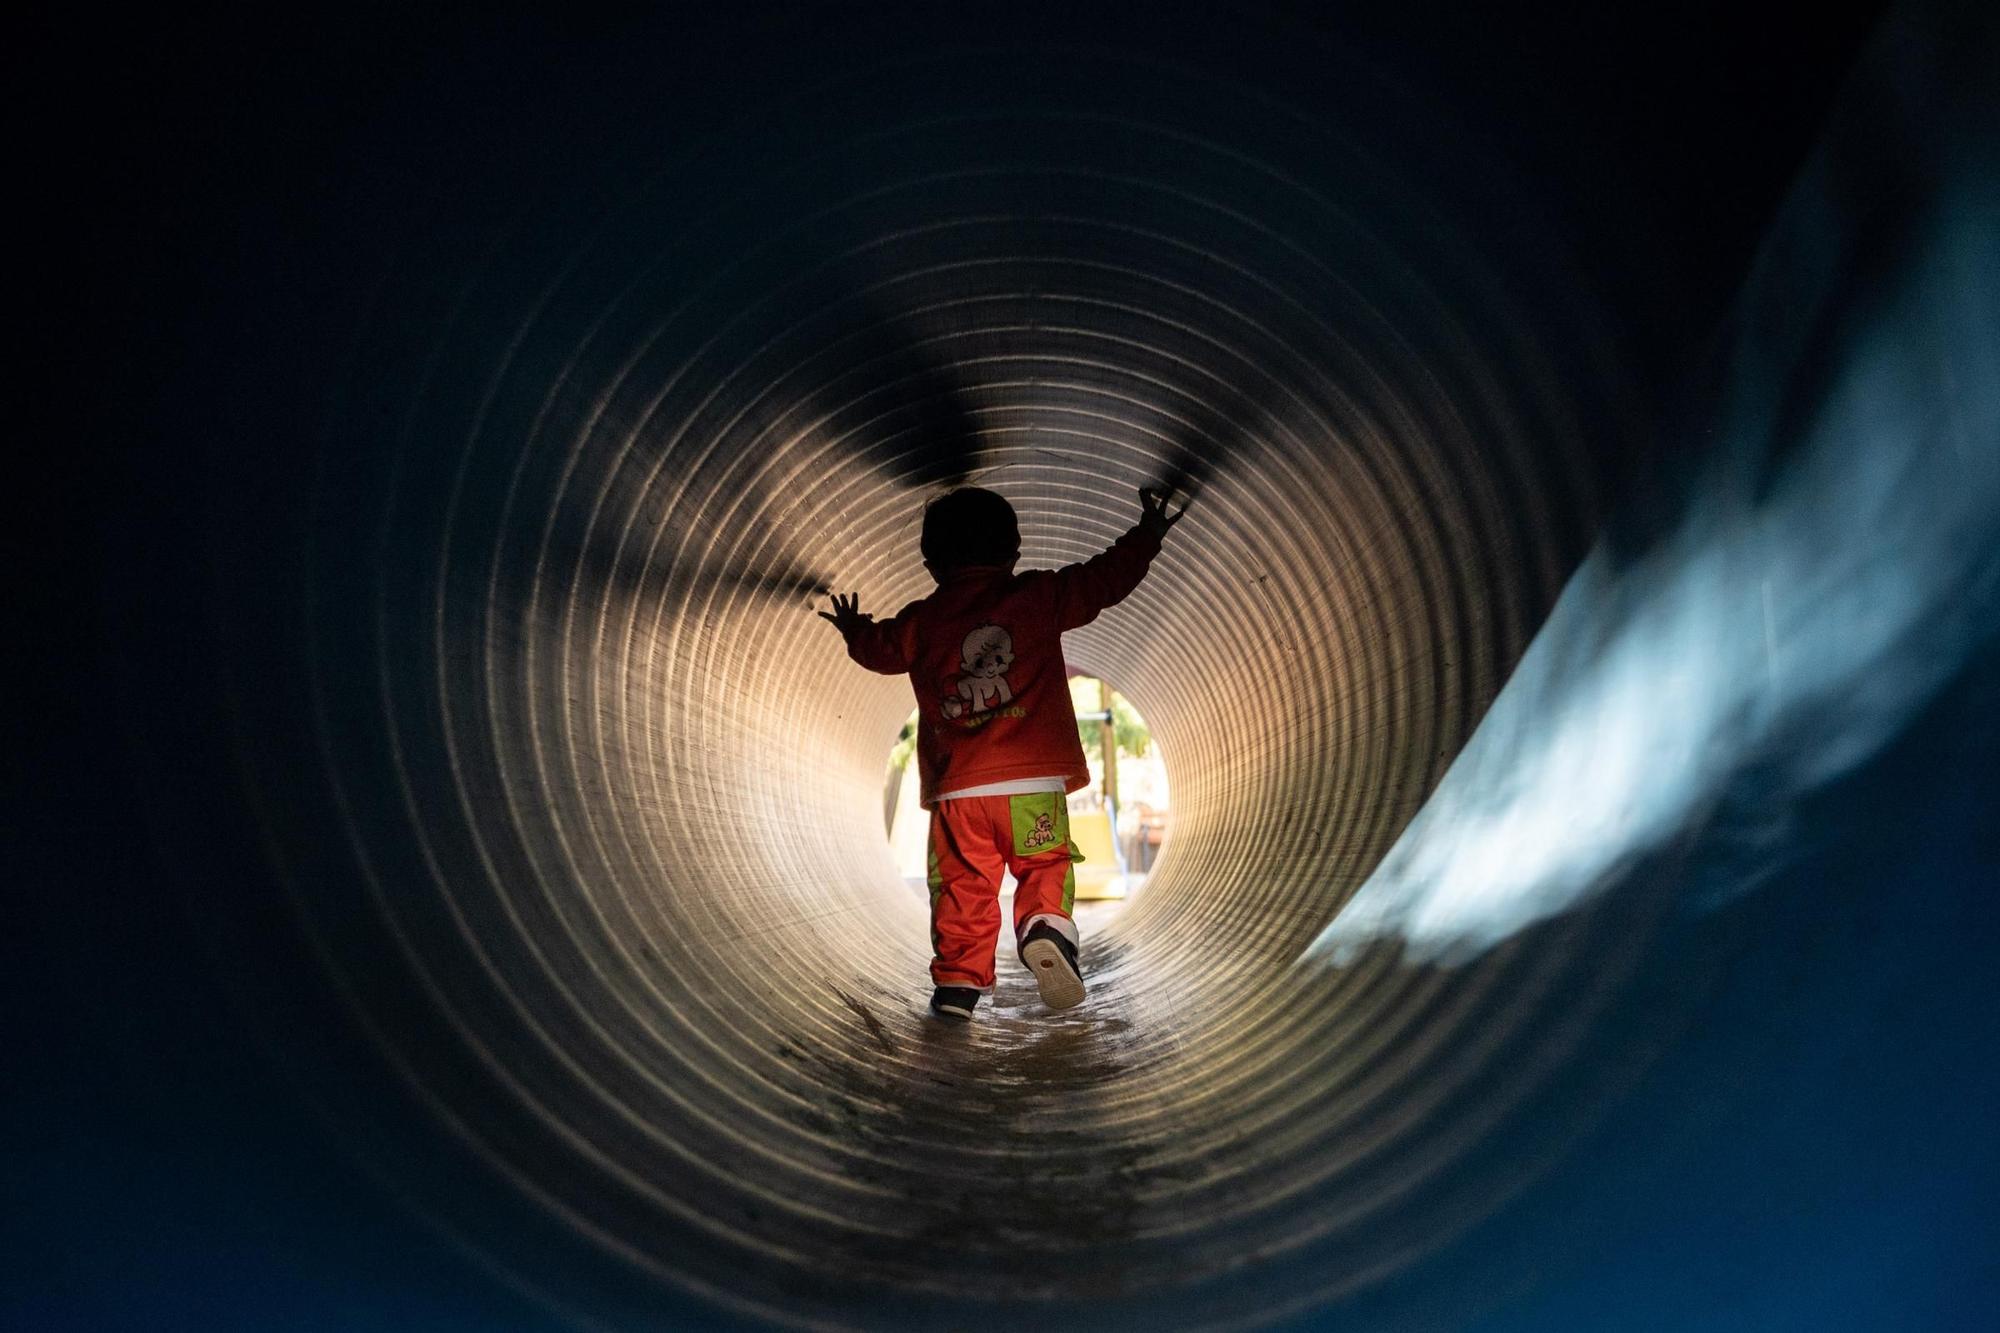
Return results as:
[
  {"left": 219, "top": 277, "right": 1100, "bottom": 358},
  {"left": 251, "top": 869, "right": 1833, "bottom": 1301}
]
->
[{"left": 1008, "top": 790, "right": 1069, "bottom": 856}]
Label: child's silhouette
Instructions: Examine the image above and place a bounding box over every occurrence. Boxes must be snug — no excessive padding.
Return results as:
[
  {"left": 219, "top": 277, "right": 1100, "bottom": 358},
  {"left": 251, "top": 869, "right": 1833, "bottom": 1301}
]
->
[{"left": 821, "top": 486, "right": 1187, "bottom": 1019}]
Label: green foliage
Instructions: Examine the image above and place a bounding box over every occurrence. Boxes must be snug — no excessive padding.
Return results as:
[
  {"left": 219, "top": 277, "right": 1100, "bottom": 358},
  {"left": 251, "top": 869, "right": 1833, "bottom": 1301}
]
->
[
  {"left": 888, "top": 714, "right": 918, "bottom": 772},
  {"left": 1075, "top": 682, "right": 1150, "bottom": 763}
]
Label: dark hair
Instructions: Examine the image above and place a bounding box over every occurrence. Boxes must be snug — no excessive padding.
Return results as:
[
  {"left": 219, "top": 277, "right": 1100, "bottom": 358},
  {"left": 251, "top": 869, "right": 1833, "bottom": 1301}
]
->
[{"left": 921, "top": 487, "right": 1020, "bottom": 571}]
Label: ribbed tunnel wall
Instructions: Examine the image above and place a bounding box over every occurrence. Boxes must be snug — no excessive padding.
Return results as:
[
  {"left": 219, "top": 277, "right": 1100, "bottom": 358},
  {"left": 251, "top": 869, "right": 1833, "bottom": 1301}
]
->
[
  {"left": 208, "top": 44, "right": 1617, "bottom": 1327},
  {"left": 40, "top": 5, "right": 1999, "bottom": 1331}
]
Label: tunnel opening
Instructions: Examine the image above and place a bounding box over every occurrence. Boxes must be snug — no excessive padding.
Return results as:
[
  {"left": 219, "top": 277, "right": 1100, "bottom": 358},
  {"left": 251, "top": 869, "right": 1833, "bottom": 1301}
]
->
[{"left": 882, "top": 674, "right": 1172, "bottom": 920}]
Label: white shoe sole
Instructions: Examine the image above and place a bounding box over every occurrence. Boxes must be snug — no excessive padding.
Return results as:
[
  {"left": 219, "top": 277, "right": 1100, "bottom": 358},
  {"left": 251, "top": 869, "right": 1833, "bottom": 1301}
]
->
[{"left": 1021, "top": 938, "right": 1085, "bottom": 1011}]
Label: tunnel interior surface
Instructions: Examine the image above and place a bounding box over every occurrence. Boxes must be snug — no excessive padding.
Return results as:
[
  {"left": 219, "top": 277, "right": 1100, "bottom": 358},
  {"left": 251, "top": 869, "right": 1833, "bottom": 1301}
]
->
[
  {"left": 21, "top": 3, "right": 2000, "bottom": 1330},
  {"left": 247, "top": 46, "right": 1609, "bottom": 1325}
]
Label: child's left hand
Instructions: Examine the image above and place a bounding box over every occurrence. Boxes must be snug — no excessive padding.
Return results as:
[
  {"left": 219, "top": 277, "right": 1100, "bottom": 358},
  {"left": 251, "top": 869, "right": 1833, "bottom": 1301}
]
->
[{"left": 818, "top": 592, "right": 866, "bottom": 638}]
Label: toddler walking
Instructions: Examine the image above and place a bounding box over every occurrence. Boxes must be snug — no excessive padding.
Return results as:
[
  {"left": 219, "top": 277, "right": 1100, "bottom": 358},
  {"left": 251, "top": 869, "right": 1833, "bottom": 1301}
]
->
[{"left": 820, "top": 486, "right": 1186, "bottom": 1019}]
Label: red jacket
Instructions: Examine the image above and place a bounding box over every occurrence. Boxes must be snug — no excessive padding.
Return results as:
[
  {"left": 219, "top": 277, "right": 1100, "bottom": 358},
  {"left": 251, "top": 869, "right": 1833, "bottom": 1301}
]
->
[{"left": 846, "top": 522, "right": 1163, "bottom": 806}]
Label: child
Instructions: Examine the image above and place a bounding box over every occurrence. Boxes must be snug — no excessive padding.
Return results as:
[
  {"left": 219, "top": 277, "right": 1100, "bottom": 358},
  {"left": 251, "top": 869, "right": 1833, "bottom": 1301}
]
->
[{"left": 820, "top": 485, "right": 1187, "bottom": 1020}]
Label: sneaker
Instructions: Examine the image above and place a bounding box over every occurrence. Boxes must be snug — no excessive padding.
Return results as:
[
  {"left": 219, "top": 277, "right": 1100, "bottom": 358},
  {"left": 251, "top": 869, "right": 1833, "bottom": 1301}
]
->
[
  {"left": 930, "top": 985, "right": 980, "bottom": 1020},
  {"left": 1019, "top": 922, "right": 1085, "bottom": 1011}
]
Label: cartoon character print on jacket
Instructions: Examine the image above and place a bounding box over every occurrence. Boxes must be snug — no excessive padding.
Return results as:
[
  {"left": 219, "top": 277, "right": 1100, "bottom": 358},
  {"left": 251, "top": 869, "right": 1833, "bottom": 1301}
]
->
[{"left": 939, "top": 622, "right": 1015, "bottom": 720}]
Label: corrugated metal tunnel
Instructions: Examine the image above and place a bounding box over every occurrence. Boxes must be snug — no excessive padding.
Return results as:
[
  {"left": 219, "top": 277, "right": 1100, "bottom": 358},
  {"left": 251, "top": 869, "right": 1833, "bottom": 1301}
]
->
[
  {"left": 238, "top": 53, "right": 1614, "bottom": 1325},
  {"left": 25, "top": 3, "right": 1999, "bottom": 1330}
]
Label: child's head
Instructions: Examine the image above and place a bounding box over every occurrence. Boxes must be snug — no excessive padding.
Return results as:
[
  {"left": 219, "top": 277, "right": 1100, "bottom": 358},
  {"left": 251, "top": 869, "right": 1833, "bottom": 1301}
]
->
[{"left": 921, "top": 487, "right": 1020, "bottom": 577}]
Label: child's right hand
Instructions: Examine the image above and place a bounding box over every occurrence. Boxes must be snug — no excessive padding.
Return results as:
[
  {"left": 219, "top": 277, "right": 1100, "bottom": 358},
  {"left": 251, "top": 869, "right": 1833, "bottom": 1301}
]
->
[
  {"left": 818, "top": 592, "right": 866, "bottom": 638},
  {"left": 1139, "top": 486, "right": 1190, "bottom": 538}
]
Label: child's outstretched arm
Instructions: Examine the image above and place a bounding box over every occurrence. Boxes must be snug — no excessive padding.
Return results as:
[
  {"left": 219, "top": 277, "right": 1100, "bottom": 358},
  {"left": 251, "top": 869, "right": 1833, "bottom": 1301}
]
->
[
  {"left": 819, "top": 591, "right": 915, "bottom": 674},
  {"left": 1050, "top": 486, "right": 1188, "bottom": 631}
]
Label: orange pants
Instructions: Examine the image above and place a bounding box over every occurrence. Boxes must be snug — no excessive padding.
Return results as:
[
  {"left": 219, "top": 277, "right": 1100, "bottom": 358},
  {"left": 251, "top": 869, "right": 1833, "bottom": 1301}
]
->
[{"left": 927, "top": 790, "right": 1082, "bottom": 991}]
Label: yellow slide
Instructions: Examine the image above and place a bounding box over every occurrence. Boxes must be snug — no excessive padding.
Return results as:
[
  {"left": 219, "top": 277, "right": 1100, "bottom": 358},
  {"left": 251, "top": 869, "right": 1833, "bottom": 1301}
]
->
[{"left": 1068, "top": 809, "right": 1126, "bottom": 900}]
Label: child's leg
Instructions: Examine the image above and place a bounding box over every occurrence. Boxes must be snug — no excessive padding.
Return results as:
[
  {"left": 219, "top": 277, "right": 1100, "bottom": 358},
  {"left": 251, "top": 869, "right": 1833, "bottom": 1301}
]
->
[
  {"left": 927, "top": 800, "right": 1006, "bottom": 991},
  {"left": 1001, "top": 791, "right": 1081, "bottom": 958}
]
